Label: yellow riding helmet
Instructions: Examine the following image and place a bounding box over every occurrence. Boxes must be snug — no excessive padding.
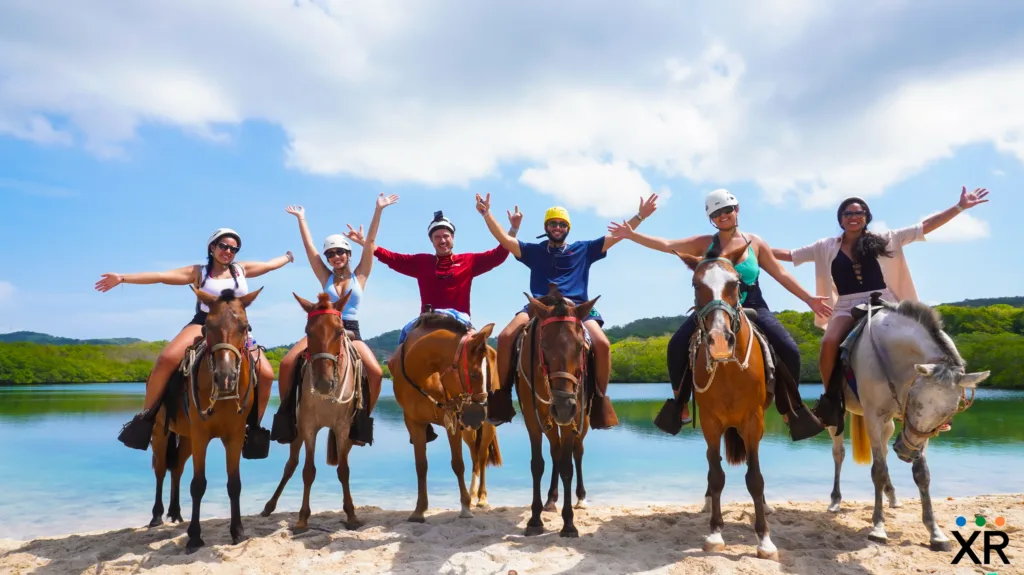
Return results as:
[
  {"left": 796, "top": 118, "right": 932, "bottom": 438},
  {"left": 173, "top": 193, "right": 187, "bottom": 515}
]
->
[{"left": 544, "top": 206, "right": 571, "bottom": 229}]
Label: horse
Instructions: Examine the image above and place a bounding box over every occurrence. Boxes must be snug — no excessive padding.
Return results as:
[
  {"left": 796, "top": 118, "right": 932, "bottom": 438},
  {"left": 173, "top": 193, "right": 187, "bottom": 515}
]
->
[
  {"left": 387, "top": 311, "right": 496, "bottom": 522},
  {"left": 824, "top": 295, "right": 988, "bottom": 550},
  {"left": 462, "top": 345, "right": 504, "bottom": 509},
  {"left": 674, "top": 244, "right": 778, "bottom": 561},
  {"left": 150, "top": 286, "right": 264, "bottom": 553},
  {"left": 513, "top": 283, "right": 596, "bottom": 538},
  {"left": 260, "top": 291, "right": 367, "bottom": 531}
]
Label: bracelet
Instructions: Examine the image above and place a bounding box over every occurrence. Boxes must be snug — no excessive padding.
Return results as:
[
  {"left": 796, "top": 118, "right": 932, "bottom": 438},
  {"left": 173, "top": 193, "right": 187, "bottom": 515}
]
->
[
  {"left": 955, "top": 204, "right": 964, "bottom": 213},
  {"left": 635, "top": 212, "right": 645, "bottom": 221},
  {"left": 509, "top": 227, "right": 519, "bottom": 234}
]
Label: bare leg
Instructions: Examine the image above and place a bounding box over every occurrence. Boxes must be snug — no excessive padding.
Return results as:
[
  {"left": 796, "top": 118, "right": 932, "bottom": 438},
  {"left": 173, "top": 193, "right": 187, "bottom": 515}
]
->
[
  {"left": 352, "top": 340, "right": 383, "bottom": 413},
  {"left": 144, "top": 325, "right": 203, "bottom": 410},
  {"left": 277, "top": 338, "right": 307, "bottom": 403}
]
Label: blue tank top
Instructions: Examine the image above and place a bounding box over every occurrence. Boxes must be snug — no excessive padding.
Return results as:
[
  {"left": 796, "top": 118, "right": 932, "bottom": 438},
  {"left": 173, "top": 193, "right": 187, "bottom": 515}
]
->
[{"left": 325, "top": 273, "right": 362, "bottom": 320}]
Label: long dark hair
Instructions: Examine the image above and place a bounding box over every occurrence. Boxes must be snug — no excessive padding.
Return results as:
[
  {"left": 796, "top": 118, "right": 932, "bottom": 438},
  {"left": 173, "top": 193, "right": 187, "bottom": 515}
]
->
[
  {"left": 201, "top": 244, "right": 239, "bottom": 289},
  {"left": 837, "top": 197, "right": 893, "bottom": 261}
]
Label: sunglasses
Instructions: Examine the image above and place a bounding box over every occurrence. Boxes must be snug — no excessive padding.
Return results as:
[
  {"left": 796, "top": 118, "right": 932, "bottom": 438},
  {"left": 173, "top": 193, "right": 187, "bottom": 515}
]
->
[
  {"left": 216, "top": 242, "right": 240, "bottom": 254},
  {"left": 546, "top": 221, "right": 569, "bottom": 229},
  {"left": 324, "top": 249, "right": 350, "bottom": 259},
  {"left": 841, "top": 210, "right": 867, "bottom": 218},
  {"left": 710, "top": 205, "right": 736, "bottom": 219}
]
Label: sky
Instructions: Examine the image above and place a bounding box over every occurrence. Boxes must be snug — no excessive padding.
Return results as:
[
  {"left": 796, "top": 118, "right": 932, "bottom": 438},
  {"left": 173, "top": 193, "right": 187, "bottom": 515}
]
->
[{"left": 0, "top": 1, "right": 1020, "bottom": 347}]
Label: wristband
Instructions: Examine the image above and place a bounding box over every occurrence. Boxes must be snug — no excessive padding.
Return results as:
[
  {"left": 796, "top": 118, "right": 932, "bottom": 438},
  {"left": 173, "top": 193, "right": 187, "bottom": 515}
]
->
[{"left": 955, "top": 204, "right": 964, "bottom": 213}]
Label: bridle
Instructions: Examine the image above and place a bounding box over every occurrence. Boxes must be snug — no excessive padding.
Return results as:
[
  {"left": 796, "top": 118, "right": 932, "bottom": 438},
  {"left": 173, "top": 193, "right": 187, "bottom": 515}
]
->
[
  {"left": 517, "top": 312, "right": 588, "bottom": 431},
  {"left": 690, "top": 258, "right": 754, "bottom": 394},
  {"left": 398, "top": 327, "right": 484, "bottom": 434},
  {"left": 188, "top": 313, "right": 255, "bottom": 421},
  {"left": 302, "top": 308, "right": 357, "bottom": 404}
]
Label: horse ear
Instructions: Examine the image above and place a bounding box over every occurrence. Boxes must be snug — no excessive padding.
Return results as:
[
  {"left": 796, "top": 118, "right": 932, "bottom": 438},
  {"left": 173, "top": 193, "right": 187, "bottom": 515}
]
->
[
  {"left": 546, "top": 282, "right": 562, "bottom": 300},
  {"left": 238, "top": 287, "right": 263, "bottom": 308},
  {"left": 191, "top": 284, "right": 218, "bottom": 308},
  {"left": 471, "top": 323, "right": 495, "bottom": 346},
  {"left": 333, "top": 290, "right": 352, "bottom": 312},
  {"left": 914, "top": 363, "right": 939, "bottom": 377},
  {"left": 293, "top": 292, "right": 316, "bottom": 313},
  {"left": 524, "top": 292, "right": 553, "bottom": 316},
  {"left": 576, "top": 295, "right": 600, "bottom": 320},
  {"left": 671, "top": 250, "right": 701, "bottom": 271},
  {"left": 958, "top": 370, "right": 990, "bottom": 389},
  {"left": 722, "top": 241, "right": 750, "bottom": 266}
]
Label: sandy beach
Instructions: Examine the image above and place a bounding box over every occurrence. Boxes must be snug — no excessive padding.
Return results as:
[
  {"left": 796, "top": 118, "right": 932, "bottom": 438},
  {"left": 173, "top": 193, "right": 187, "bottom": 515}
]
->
[{"left": 1, "top": 494, "right": 1021, "bottom": 574}]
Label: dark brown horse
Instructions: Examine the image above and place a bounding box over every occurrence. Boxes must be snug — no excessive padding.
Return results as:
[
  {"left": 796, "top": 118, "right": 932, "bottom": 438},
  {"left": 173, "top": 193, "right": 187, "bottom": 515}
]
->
[
  {"left": 675, "top": 244, "right": 778, "bottom": 560},
  {"left": 260, "top": 291, "right": 366, "bottom": 531},
  {"left": 151, "top": 286, "right": 263, "bottom": 553},
  {"left": 514, "top": 284, "right": 597, "bottom": 538},
  {"left": 387, "top": 312, "right": 495, "bottom": 522}
]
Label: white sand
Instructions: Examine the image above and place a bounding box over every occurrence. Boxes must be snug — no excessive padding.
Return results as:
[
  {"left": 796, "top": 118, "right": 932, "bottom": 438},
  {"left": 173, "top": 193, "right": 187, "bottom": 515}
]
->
[{"left": 2, "top": 494, "right": 1022, "bottom": 574}]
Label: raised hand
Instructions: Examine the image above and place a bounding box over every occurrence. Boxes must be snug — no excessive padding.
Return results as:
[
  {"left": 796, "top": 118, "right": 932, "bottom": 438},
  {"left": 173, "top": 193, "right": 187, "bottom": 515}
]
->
[
  {"left": 638, "top": 193, "right": 659, "bottom": 219},
  {"left": 345, "top": 224, "right": 367, "bottom": 246},
  {"left": 808, "top": 296, "right": 833, "bottom": 319},
  {"left": 475, "top": 193, "right": 491, "bottom": 215},
  {"left": 376, "top": 193, "right": 399, "bottom": 210},
  {"left": 958, "top": 186, "right": 990, "bottom": 210},
  {"left": 285, "top": 205, "right": 305, "bottom": 219},
  {"left": 607, "top": 220, "right": 635, "bottom": 239},
  {"left": 95, "top": 273, "right": 123, "bottom": 292},
  {"left": 507, "top": 205, "right": 523, "bottom": 228}
]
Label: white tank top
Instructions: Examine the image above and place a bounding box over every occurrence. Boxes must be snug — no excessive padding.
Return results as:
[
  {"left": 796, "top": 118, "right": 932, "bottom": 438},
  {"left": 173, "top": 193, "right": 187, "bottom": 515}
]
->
[{"left": 197, "top": 264, "right": 249, "bottom": 313}]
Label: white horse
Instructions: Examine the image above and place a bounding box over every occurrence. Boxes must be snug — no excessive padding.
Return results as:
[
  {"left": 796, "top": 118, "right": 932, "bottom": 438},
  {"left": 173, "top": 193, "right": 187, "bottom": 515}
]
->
[{"left": 826, "top": 298, "right": 989, "bottom": 551}]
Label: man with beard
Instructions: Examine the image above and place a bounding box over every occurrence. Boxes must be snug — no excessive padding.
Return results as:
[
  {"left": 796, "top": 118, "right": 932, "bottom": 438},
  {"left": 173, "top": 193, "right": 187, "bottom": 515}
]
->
[{"left": 475, "top": 192, "right": 659, "bottom": 429}]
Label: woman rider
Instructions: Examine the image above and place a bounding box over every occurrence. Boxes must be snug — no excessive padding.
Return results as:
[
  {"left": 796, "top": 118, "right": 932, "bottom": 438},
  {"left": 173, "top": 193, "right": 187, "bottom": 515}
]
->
[
  {"left": 98, "top": 228, "right": 294, "bottom": 450},
  {"left": 773, "top": 187, "right": 991, "bottom": 433},
  {"left": 608, "top": 189, "right": 833, "bottom": 441},
  {"left": 273, "top": 193, "right": 397, "bottom": 445}
]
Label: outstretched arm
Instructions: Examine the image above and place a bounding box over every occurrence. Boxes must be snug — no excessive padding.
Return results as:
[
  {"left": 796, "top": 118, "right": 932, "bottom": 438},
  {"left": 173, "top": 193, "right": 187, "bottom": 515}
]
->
[
  {"left": 771, "top": 248, "right": 793, "bottom": 262},
  {"left": 601, "top": 193, "right": 659, "bottom": 252},
  {"left": 475, "top": 193, "right": 522, "bottom": 258},
  {"left": 922, "top": 187, "right": 990, "bottom": 235},
  {"left": 286, "top": 205, "right": 331, "bottom": 286},
  {"left": 240, "top": 252, "right": 294, "bottom": 278},
  {"left": 351, "top": 193, "right": 399, "bottom": 286},
  {"left": 753, "top": 235, "right": 832, "bottom": 319},
  {"left": 606, "top": 221, "right": 708, "bottom": 257},
  {"left": 94, "top": 265, "right": 199, "bottom": 292}
]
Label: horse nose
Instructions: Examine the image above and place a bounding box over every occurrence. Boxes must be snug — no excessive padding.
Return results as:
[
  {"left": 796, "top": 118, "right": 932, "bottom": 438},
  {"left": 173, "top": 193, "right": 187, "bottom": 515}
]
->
[
  {"left": 461, "top": 403, "right": 486, "bottom": 430},
  {"left": 551, "top": 399, "right": 578, "bottom": 424},
  {"left": 707, "top": 332, "right": 733, "bottom": 360}
]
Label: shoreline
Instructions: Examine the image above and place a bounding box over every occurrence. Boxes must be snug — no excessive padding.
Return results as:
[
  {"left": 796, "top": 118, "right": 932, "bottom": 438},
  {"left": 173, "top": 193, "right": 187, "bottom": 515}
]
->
[{"left": 3, "top": 494, "right": 1022, "bottom": 574}]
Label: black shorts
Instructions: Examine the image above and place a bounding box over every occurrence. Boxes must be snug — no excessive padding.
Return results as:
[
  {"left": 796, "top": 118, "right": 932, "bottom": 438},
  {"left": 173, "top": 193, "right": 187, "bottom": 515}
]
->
[
  {"left": 343, "top": 319, "right": 362, "bottom": 341},
  {"left": 187, "top": 310, "right": 207, "bottom": 327}
]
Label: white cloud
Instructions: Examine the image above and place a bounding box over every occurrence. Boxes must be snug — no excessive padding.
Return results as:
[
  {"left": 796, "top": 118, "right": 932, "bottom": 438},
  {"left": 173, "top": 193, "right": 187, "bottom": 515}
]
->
[
  {"left": 924, "top": 212, "right": 991, "bottom": 243},
  {"left": 3, "top": 1, "right": 1024, "bottom": 213}
]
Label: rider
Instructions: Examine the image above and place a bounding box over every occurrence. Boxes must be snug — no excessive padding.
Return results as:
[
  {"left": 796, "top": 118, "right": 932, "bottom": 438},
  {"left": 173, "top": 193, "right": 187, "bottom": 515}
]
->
[
  {"left": 481, "top": 193, "right": 660, "bottom": 430},
  {"left": 370, "top": 200, "right": 522, "bottom": 440},
  {"left": 608, "top": 189, "right": 832, "bottom": 441},
  {"left": 272, "top": 193, "right": 397, "bottom": 445},
  {"left": 98, "top": 228, "right": 294, "bottom": 450},
  {"left": 773, "top": 187, "right": 991, "bottom": 433}
]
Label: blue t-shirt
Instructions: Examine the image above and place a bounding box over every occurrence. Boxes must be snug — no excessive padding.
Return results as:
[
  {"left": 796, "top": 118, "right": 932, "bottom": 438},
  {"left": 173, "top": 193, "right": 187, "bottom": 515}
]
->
[{"left": 516, "top": 237, "right": 607, "bottom": 303}]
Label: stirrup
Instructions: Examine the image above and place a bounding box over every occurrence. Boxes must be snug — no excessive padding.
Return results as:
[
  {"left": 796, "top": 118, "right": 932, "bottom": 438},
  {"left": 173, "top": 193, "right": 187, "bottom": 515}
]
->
[
  {"left": 117, "top": 411, "right": 155, "bottom": 451},
  {"left": 813, "top": 394, "right": 845, "bottom": 434},
  {"left": 787, "top": 405, "right": 825, "bottom": 441},
  {"left": 486, "top": 386, "right": 516, "bottom": 425},
  {"left": 270, "top": 408, "right": 296, "bottom": 444},
  {"left": 349, "top": 409, "right": 374, "bottom": 446},
  {"left": 242, "top": 425, "right": 270, "bottom": 460},
  {"left": 653, "top": 398, "right": 685, "bottom": 435},
  {"left": 589, "top": 395, "right": 619, "bottom": 430}
]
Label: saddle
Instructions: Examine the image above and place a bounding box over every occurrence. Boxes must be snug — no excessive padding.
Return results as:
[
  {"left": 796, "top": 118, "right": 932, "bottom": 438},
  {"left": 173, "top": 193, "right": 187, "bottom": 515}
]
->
[{"left": 838, "top": 292, "right": 897, "bottom": 401}]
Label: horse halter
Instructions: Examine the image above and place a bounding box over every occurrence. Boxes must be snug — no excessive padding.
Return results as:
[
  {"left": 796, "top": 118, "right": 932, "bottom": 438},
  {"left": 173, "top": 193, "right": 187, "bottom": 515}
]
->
[
  {"left": 189, "top": 318, "right": 254, "bottom": 421},
  {"left": 689, "top": 258, "right": 754, "bottom": 394},
  {"left": 536, "top": 314, "right": 588, "bottom": 400},
  {"left": 302, "top": 308, "right": 354, "bottom": 402}
]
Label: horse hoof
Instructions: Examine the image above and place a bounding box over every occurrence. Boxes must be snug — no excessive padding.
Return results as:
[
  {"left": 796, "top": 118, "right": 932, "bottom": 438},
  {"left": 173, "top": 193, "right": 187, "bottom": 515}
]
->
[
  {"left": 459, "top": 508, "right": 474, "bottom": 519},
  {"left": 704, "top": 533, "right": 725, "bottom": 553},
  {"left": 259, "top": 509, "right": 273, "bottom": 518},
  {"left": 763, "top": 503, "right": 774, "bottom": 515},
  {"left": 345, "top": 519, "right": 365, "bottom": 531},
  {"left": 930, "top": 539, "right": 951, "bottom": 552},
  {"left": 168, "top": 513, "right": 184, "bottom": 523},
  {"left": 543, "top": 502, "right": 557, "bottom": 513},
  {"left": 560, "top": 527, "right": 579, "bottom": 538},
  {"left": 148, "top": 517, "right": 163, "bottom": 528},
  {"left": 867, "top": 533, "right": 888, "bottom": 545},
  {"left": 757, "top": 547, "right": 779, "bottom": 561},
  {"left": 475, "top": 500, "right": 491, "bottom": 509},
  {"left": 524, "top": 523, "right": 544, "bottom": 537},
  {"left": 407, "top": 514, "right": 426, "bottom": 524},
  {"left": 827, "top": 501, "right": 841, "bottom": 513},
  {"left": 185, "top": 538, "right": 205, "bottom": 554},
  {"left": 574, "top": 499, "right": 588, "bottom": 510},
  {"left": 889, "top": 500, "right": 903, "bottom": 509},
  {"left": 231, "top": 533, "right": 246, "bottom": 545}
]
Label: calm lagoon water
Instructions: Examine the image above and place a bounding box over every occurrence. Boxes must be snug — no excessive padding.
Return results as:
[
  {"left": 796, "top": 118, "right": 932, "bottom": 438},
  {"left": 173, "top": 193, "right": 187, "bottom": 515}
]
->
[{"left": 2, "top": 381, "right": 1022, "bottom": 540}]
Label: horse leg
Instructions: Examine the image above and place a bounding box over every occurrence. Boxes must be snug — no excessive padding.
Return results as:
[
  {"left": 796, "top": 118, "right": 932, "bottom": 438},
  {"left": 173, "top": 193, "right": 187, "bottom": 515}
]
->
[
  {"left": 702, "top": 423, "right": 726, "bottom": 552},
  {"left": 295, "top": 429, "right": 317, "bottom": 531},
  {"left": 912, "top": 451, "right": 950, "bottom": 551},
  {"left": 261, "top": 437, "right": 302, "bottom": 517},
  {"left": 573, "top": 434, "right": 587, "bottom": 509},
  {"left": 335, "top": 423, "right": 363, "bottom": 530},
  {"left": 223, "top": 433, "right": 245, "bottom": 545},
  {"left": 543, "top": 439, "right": 560, "bottom": 512},
  {"left": 168, "top": 437, "right": 191, "bottom": 523},
  {"left": 524, "top": 425, "right": 547, "bottom": 536},
  {"left": 881, "top": 418, "right": 901, "bottom": 509},
  {"left": 476, "top": 426, "right": 493, "bottom": 508},
  {"left": 185, "top": 435, "right": 209, "bottom": 554},
  {"left": 866, "top": 417, "right": 891, "bottom": 544},
  {"left": 743, "top": 421, "right": 777, "bottom": 561},
  {"left": 447, "top": 427, "right": 474, "bottom": 519},
  {"left": 465, "top": 431, "right": 481, "bottom": 507},
  {"left": 149, "top": 430, "right": 168, "bottom": 528},
  {"left": 406, "top": 417, "right": 429, "bottom": 523},
  {"left": 827, "top": 425, "right": 845, "bottom": 513},
  {"left": 558, "top": 427, "right": 579, "bottom": 538}
]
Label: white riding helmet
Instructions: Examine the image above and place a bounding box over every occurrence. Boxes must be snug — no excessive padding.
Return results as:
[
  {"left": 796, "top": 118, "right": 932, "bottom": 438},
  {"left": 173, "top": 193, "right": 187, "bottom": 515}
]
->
[
  {"left": 323, "top": 234, "right": 352, "bottom": 254},
  {"left": 427, "top": 210, "right": 456, "bottom": 237},
  {"left": 705, "top": 188, "right": 739, "bottom": 217},
  {"left": 207, "top": 228, "right": 241, "bottom": 249}
]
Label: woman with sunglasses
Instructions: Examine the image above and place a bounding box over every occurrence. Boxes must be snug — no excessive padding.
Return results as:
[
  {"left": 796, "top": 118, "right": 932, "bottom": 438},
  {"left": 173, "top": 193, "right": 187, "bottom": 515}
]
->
[
  {"left": 772, "top": 187, "right": 991, "bottom": 432},
  {"left": 608, "top": 189, "right": 833, "bottom": 441},
  {"left": 274, "top": 194, "right": 398, "bottom": 445},
  {"left": 97, "top": 228, "right": 295, "bottom": 450}
]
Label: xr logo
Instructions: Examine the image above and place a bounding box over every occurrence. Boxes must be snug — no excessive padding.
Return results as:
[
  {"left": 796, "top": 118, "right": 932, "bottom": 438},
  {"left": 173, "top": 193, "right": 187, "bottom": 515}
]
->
[{"left": 950, "top": 514, "right": 1010, "bottom": 569}]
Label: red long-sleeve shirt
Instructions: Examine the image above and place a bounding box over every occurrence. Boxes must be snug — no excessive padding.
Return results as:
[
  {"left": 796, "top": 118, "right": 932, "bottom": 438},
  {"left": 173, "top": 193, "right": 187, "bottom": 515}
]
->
[{"left": 373, "top": 245, "right": 510, "bottom": 316}]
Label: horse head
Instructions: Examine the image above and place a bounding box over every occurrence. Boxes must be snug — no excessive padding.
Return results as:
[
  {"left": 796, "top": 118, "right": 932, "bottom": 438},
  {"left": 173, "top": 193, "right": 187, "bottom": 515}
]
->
[
  {"left": 524, "top": 283, "right": 598, "bottom": 427},
  {"left": 894, "top": 362, "right": 990, "bottom": 460},
  {"left": 192, "top": 285, "right": 262, "bottom": 399},
  {"left": 294, "top": 291, "right": 352, "bottom": 398},
  {"left": 674, "top": 242, "right": 749, "bottom": 362},
  {"left": 454, "top": 325, "right": 495, "bottom": 431}
]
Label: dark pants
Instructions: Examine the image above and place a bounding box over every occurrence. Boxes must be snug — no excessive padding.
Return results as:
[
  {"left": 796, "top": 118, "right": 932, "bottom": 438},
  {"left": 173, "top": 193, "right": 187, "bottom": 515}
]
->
[{"left": 667, "top": 307, "right": 803, "bottom": 413}]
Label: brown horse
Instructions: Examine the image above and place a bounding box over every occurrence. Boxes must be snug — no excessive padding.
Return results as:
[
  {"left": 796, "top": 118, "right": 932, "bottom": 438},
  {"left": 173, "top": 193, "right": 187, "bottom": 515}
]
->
[
  {"left": 674, "top": 244, "right": 778, "bottom": 561},
  {"left": 150, "top": 286, "right": 263, "bottom": 553},
  {"left": 260, "top": 291, "right": 367, "bottom": 531},
  {"left": 387, "top": 312, "right": 495, "bottom": 522},
  {"left": 514, "top": 284, "right": 596, "bottom": 538},
  {"left": 462, "top": 345, "right": 504, "bottom": 508}
]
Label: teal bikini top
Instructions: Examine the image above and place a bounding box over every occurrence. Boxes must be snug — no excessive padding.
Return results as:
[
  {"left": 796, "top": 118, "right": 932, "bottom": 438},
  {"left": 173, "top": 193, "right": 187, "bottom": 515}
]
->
[{"left": 705, "top": 232, "right": 760, "bottom": 303}]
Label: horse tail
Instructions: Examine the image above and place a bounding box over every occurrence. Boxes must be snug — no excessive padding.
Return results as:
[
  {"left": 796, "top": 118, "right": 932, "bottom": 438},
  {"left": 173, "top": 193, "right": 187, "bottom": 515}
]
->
[
  {"left": 486, "top": 428, "right": 503, "bottom": 468},
  {"left": 165, "top": 431, "right": 179, "bottom": 469},
  {"left": 724, "top": 427, "right": 747, "bottom": 465},
  {"left": 326, "top": 429, "right": 339, "bottom": 467},
  {"left": 850, "top": 414, "right": 871, "bottom": 465}
]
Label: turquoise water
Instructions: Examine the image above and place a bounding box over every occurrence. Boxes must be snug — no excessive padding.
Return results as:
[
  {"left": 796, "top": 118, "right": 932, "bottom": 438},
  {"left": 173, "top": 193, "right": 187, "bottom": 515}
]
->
[{"left": 2, "top": 382, "right": 1022, "bottom": 541}]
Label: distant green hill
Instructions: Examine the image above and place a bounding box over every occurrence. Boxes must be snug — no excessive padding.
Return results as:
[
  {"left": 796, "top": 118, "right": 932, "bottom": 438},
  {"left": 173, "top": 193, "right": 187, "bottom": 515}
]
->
[
  {"left": 0, "top": 331, "right": 146, "bottom": 346},
  {"left": 941, "top": 296, "right": 1024, "bottom": 308}
]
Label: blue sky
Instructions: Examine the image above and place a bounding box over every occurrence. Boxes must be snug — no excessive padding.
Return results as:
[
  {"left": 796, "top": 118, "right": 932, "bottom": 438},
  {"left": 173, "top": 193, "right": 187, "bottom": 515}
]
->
[{"left": 0, "top": 2, "right": 1020, "bottom": 346}]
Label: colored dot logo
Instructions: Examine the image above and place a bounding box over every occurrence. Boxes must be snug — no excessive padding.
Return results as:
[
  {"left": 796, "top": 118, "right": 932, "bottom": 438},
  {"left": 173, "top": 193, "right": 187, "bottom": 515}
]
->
[{"left": 955, "top": 515, "right": 1007, "bottom": 529}]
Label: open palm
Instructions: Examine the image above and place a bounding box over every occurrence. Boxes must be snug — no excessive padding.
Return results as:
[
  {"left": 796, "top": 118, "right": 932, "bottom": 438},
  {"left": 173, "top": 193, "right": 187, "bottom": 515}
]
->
[{"left": 958, "top": 186, "right": 989, "bottom": 210}]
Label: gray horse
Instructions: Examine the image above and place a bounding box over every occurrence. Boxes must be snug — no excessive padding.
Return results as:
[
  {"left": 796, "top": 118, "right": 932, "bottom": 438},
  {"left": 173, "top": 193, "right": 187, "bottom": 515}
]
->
[{"left": 826, "top": 298, "right": 988, "bottom": 550}]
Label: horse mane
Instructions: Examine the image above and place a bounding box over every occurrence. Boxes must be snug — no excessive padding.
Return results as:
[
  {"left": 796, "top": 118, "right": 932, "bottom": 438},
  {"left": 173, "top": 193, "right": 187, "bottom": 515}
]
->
[
  {"left": 536, "top": 283, "right": 574, "bottom": 316},
  {"left": 314, "top": 292, "right": 333, "bottom": 310},
  {"left": 217, "top": 289, "right": 238, "bottom": 303},
  {"left": 889, "top": 300, "right": 964, "bottom": 369},
  {"left": 412, "top": 312, "right": 470, "bottom": 335}
]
